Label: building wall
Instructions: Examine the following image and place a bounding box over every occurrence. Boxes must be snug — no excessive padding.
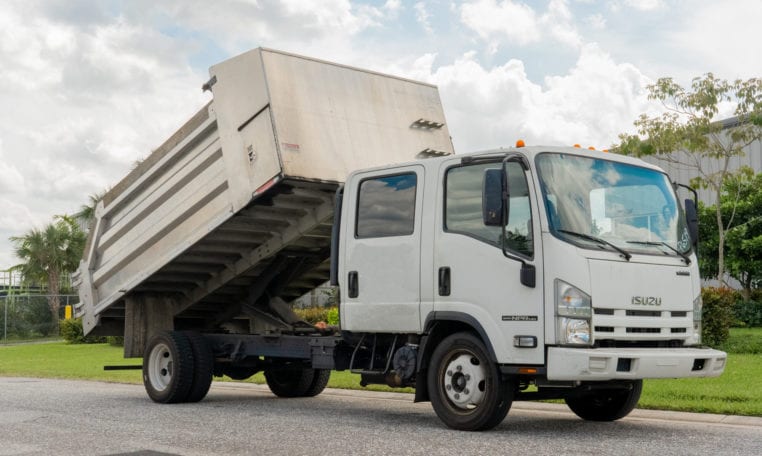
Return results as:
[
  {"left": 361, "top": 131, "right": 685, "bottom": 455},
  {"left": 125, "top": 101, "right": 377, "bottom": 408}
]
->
[{"left": 639, "top": 117, "right": 762, "bottom": 206}]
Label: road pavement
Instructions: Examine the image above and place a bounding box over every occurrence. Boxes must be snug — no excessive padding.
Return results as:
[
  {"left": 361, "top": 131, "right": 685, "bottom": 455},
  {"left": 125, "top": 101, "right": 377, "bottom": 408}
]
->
[{"left": 0, "top": 377, "right": 760, "bottom": 456}]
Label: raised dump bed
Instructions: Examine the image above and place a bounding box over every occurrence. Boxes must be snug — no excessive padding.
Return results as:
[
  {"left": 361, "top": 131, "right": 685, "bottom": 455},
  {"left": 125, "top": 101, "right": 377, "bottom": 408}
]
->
[{"left": 75, "top": 48, "right": 453, "bottom": 355}]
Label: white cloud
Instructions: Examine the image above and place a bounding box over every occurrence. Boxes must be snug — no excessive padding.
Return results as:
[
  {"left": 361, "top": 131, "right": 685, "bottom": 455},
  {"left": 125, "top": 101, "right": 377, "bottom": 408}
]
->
[
  {"left": 624, "top": 0, "right": 664, "bottom": 11},
  {"left": 461, "top": 0, "right": 541, "bottom": 51},
  {"left": 666, "top": 0, "right": 762, "bottom": 80},
  {"left": 585, "top": 13, "right": 607, "bottom": 30},
  {"left": 460, "top": 0, "right": 582, "bottom": 52},
  {"left": 415, "top": 2, "right": 434, "bottom": 34},
  {"left": 408, "top": 44, "right": 653, "bottom": 152}
]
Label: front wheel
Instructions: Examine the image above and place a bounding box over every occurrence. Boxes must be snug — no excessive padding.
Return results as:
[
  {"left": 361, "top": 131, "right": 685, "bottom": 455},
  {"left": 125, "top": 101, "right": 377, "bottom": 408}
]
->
[
  {"left": 565, "top": 380, "right": 643, "bottom": 421},
  {"left": 427, "top": 332, "right": 513, "bottom": 431}
]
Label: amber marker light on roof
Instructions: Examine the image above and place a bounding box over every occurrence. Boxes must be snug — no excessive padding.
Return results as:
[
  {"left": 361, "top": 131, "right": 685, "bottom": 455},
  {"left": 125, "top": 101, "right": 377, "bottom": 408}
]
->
[
  {"left": 573, "top": 144, "right": 581, "bottom": 148},
  {"left": 516, "top": 139, "right": 526, "bottom": 148}
]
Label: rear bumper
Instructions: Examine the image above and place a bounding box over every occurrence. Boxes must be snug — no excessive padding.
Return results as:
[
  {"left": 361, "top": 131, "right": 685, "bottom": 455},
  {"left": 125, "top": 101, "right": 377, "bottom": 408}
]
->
[{"left": 547, "top": 346, "right": 726, "bottom": 381}]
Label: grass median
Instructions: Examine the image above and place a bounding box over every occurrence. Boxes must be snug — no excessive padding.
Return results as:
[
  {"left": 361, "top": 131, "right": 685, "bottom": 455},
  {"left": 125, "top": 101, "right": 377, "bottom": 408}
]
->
[{"left": 1, "top": 328, "right": 760, "bottom": 416}]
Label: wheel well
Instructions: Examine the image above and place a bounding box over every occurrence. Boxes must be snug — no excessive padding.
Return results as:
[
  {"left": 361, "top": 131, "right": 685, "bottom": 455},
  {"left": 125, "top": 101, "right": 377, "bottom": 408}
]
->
[{"left": 414, "top": 316, "right": 497, "bottom": 403}]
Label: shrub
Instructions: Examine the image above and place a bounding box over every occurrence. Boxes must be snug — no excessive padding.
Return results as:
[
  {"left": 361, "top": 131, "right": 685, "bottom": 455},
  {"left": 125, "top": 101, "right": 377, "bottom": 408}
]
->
[
  {"left": 733, "top": 300, "right": 762, "bottom": 327},
  {"left": 326, "top": 307, "right": 339, "bottom": 326},
  {"left": 293, "top": 306, "right": 339, "bottom": 325},
  {"left": 107, "top": 336, "right": 125, "bottom": 346},
  {"left": 59, "top": 318, "right": 106, "bottom": 344},
  {"left": 700, "top": 287, "right": 736, "bottom": 347}
]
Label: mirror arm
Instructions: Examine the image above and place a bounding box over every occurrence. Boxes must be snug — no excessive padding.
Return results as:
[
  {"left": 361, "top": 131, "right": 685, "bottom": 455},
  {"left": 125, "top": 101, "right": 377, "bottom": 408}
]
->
[
  {"left": 499, "top": 154, "right": 536, "bottom": 288},
  {"left": 674, "top": 182, "right": 698, "bottom": 206}
]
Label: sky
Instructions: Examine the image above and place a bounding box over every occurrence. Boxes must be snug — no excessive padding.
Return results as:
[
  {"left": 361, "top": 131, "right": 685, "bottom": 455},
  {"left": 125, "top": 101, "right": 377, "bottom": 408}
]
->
[{"left": 1, "top": 0, "right": 760, "bottom": 268}]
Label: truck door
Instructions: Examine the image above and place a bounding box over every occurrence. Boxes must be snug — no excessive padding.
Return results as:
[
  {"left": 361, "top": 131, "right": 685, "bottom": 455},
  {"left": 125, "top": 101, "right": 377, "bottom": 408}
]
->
[
  {"left": 341, "top": 165, "right": 424, "bottom": 332},
  {"left": 433, "top": 158, "right": 544, "bottom": 364}
]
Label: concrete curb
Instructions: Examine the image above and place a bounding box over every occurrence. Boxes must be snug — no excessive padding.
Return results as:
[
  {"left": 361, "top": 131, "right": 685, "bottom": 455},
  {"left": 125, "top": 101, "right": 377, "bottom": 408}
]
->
[{"left": 212, "top": 382, "right": 762, "bottom": 428}]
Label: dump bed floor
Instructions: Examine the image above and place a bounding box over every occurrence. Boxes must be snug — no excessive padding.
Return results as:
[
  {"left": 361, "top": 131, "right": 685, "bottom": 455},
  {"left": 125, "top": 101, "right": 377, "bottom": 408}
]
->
[{"left": 93, "top": 178, "right": 338, "bottom": 332}]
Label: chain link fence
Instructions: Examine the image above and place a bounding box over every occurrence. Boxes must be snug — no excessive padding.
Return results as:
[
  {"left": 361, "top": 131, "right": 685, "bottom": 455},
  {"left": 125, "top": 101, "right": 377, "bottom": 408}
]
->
[{"left": 1, "top": 294, "right": 79, "bottom": 344}]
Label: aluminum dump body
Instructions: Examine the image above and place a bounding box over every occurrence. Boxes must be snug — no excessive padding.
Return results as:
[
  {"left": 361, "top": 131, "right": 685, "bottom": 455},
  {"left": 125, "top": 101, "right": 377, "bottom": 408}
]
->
[{"left": 76, "top": 48, "right": 453, "bottom": 335}]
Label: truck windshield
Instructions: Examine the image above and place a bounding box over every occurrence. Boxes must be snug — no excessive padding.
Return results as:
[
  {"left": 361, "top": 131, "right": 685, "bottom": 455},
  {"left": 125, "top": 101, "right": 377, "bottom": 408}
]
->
[{"left": 536, "top": 153, "right": 692, "bottom": 256}]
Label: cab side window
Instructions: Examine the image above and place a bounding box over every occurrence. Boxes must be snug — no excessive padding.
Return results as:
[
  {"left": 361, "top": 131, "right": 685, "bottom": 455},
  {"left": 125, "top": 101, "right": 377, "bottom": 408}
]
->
[
  {"left": 356, "top": 173, "right": 417, "bottom": 238},
  {"left": 445, "top": 162, "right": 533, "bottom": 257}
]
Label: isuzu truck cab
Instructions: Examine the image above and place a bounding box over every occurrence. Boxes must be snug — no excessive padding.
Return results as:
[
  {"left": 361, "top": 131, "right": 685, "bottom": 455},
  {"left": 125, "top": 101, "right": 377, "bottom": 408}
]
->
[{"left": 334, "top": 145, "right": 725, "bottom": 430}]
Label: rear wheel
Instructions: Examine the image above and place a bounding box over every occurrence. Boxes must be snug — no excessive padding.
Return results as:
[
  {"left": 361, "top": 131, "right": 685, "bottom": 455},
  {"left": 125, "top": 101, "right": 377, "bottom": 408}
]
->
[
  {"left": 264, "top": 368, "right": 315, "bottom": 397},
  {"left": 143, "top": 331, "right": 195, "bottom": 404},
  {"left": 565, "top": 380, "right": 643, "bottom": 421},
  {"left": 184, "top": 332, "right": 214, "bottom": 403},
  {"left": 303, "top": 369, "right": 331, "bottom": 397},
  {"left": 427, "top": 332, "right": 513, "bottom": 431}
]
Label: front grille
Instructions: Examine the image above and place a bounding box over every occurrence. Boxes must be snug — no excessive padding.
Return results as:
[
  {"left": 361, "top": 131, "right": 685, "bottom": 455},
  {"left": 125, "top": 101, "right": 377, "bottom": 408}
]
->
[
  {"left": 626, "top": 310, "right": 661, "bottom": 317},
  {"left": 592, "top": 306, "right": 692, "bottom": 345},
  {"left": 594, "top": 308, "right": 615, "bottom": 315}
]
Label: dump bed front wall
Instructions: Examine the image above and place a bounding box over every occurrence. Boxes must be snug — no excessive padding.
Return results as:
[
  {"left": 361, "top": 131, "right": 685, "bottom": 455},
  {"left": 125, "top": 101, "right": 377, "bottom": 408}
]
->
[{"left": 261, "top": 49, "right": 453, "bottom": 181}]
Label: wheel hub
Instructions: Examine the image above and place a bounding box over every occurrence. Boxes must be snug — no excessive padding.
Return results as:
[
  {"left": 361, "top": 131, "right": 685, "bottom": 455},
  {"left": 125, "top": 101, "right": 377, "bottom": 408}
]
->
[
  {"left": 443, "top": 353, "right": 486, "bottom": 409},
  {"left": 148, "top": 343, "right": 173, "bottom": 392}
]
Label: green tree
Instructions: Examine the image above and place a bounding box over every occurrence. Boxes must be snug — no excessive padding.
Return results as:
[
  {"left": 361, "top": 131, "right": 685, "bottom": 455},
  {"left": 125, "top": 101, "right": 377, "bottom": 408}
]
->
[
  {"left": 10, "top": 215, "right": 86, "bottom": 322},
  {"left": 696, "top": 170, "right": 762, "bottom": 296},
  {"left": 73, "top": 191, "right": 106, "bottom": 226},
  {"left": 724, "top": 172, "right": 762, "bottom": 298},
  {"left": 617, "top": 74, "right": 762, "bottom": 284}
]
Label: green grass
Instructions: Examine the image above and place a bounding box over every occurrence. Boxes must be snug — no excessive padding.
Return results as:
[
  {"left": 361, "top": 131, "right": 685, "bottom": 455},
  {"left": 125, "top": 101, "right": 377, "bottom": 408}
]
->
[
  {"left": 641, "top": 354, "right": 762, "bottom": 416},
  {"left": 2, "top": 329, "right": 761, "bottom": 416},
  {"left": 718, "top": 327, "right": 762, "bottom": 354},
  {"left": 0, "top": 342, "right": 412, "bottom": 392}
]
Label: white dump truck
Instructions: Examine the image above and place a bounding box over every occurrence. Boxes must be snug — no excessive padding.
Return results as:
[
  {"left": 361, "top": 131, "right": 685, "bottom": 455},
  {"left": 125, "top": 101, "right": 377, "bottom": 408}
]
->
[{"left": 76, "top": 48, "right": 726, "bottom": 431}]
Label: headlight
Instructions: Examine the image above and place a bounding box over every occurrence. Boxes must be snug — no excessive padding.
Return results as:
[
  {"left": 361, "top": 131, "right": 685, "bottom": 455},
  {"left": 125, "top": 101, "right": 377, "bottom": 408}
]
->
[
  {"left": 559, "top": 318, "right": 591, "bottom": 345},
  {"left": 692, "top": 295, "right": 702, "bottom": 345},
  {"left": 556, "top": 280, "right": 592, "bottom": 345}
]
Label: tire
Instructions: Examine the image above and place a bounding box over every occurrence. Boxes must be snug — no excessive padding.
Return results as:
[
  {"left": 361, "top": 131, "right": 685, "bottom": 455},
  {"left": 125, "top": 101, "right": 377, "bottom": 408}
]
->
[
  {"left": 427, "top": 332, "right": 513, "bottom": 431},
  {"left": 303, "top": 369, "right": 331, "bottom": 397},
  {"left": 565, "top": 380, "right": 643, "bottom": 421},
  {"left": 184, "top": 332, "right": 214, "bottom": 403},
  {"left": 264, "top": 368, "right": 315, "bottom": 398},
  {"left": 142, "top": 331, "right": 195, "bottom": 404}
]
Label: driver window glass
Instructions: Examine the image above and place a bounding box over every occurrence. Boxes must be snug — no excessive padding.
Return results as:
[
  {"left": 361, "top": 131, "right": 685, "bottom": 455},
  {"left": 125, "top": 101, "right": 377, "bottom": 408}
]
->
[{"left": 445, "top": 162, "right": 533, "bottom": 256}]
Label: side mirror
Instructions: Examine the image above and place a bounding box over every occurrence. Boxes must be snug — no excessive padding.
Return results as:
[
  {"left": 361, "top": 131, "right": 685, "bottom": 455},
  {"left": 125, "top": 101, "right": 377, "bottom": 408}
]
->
[
  {"left": 684, "top": 198, "right": 699, "bottom": 247},
  {"left": 483, "top": 169, "right": 505, "bottom": 226}
]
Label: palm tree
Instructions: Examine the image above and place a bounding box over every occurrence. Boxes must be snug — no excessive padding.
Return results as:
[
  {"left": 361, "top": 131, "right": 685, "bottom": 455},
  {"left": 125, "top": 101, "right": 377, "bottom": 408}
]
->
[
  {"left": 10, "top": 215, "right": 86, "bottom": 322},
  {"left": 73, "top": 191, "right": 107, "bottom": 226}
]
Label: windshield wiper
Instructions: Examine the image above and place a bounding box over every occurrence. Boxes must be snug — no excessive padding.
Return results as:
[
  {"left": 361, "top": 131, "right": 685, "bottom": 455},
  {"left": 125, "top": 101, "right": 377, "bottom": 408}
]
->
[
  {"left": 557, "top": 229, "right": 632, "bottom": 261},
  {"left": 626, "top": 241, "right": 691, "bottom": 265}
]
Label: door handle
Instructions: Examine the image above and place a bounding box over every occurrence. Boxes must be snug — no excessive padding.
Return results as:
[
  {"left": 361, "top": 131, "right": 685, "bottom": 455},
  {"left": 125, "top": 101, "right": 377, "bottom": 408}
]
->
[
  {"left": 348, "top": 271, "right": 359, "bottom": 298},
  {"left": 438, "top": 267, "right": 451, "bottom": 296}
]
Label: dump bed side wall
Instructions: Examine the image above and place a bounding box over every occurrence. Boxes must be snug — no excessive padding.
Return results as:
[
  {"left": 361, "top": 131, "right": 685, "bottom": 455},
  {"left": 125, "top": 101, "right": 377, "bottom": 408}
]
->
[{"left": 79, "top": 107, "right": 243, "bottom": 331}]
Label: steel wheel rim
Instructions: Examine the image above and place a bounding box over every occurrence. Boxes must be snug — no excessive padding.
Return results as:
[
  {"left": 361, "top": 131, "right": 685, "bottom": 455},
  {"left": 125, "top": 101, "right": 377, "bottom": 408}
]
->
[
  {"left": 441, "top": 351, "right": 486, "bottom": 411},
  {"left": 148, "top": 342, "right": 173, "bottom": 391}
]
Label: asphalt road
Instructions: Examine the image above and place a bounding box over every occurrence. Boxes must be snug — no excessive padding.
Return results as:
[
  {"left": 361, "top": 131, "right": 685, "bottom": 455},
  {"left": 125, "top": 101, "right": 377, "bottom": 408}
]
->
[{"left": 0, "top": 377, "right": 760, "bottom": 456}]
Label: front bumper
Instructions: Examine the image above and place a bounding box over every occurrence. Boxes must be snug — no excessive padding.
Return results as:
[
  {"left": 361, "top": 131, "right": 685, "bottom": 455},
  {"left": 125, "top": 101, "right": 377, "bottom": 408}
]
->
[{"left": 547, "top": 346, "right": 726, "bottom": 381}]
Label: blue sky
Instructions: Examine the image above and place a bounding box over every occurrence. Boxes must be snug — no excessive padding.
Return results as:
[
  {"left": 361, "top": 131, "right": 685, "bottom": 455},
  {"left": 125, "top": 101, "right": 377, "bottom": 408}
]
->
[{"left": 0, "top": 0, "right": 760, "bottom": 267}]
